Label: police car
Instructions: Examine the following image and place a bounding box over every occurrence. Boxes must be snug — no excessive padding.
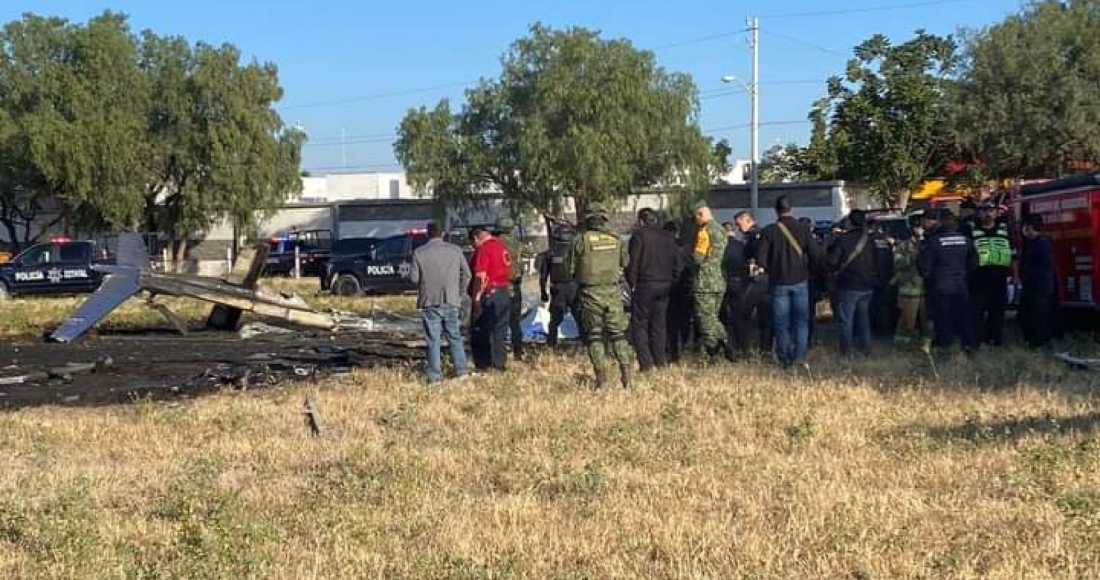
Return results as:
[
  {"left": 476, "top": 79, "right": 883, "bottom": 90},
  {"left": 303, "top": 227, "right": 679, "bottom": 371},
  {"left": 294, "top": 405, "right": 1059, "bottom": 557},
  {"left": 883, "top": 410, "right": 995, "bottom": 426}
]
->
[
  {"left": 0, "top": 237, "right": 110, "bottom": 300},
  {"left": 265, "top": 228, "right": 332, "bottom": 277},
  {"left": 322, "top": 231, "right": 428, "bottom": 296}
]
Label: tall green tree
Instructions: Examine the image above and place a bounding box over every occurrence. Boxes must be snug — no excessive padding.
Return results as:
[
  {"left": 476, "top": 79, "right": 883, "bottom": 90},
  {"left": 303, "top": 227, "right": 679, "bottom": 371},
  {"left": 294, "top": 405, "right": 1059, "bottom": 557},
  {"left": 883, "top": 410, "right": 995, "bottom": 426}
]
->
[
  {"left": 395, "top": 23, "right": 713, "bottom": 220},
  {"left": 808, "top": 31, "right": 957, "bottom": 206},
  {"left": 0, "top": 13, "right": 149, "bottom": 245},
  {"left": 0, "top": 12, "right": 302, "bottom": 254},
  {"left": 758, "top": 142, "right": 818, "bottom": 183},
  {"left": 20, "top": 12, "right": 150, "bottom": 231},
  {"left": 140, "top": 36, "right": 304, "bottom": 263},
  {"left": 954, "top": 0, "right": 1100, "bottom": 178}
]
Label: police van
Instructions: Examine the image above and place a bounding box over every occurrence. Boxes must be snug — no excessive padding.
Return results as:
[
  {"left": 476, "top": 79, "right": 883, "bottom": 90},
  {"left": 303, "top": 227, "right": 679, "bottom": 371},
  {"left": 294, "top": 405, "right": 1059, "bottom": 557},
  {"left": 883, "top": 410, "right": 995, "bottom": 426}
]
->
[
  {"left": 0, "top": 237, "right": 110, "bottom": 300},
  {"left": 322, "top": 231, "right": 428, "bottom": 296}
]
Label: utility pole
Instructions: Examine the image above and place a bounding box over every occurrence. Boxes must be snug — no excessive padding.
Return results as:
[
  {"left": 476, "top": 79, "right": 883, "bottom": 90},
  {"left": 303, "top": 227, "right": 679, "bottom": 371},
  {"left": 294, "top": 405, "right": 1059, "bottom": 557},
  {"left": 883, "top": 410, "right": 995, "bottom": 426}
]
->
[{"left": 749, "top": 16, "right": 760, "bottom": 216}]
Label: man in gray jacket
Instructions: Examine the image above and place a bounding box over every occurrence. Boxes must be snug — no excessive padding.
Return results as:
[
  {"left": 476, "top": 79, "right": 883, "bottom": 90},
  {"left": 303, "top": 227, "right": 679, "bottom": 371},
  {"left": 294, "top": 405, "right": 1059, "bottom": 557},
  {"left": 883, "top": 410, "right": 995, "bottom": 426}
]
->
[{"left": 410, "top": 222, "right": 472, "bottom": 383}]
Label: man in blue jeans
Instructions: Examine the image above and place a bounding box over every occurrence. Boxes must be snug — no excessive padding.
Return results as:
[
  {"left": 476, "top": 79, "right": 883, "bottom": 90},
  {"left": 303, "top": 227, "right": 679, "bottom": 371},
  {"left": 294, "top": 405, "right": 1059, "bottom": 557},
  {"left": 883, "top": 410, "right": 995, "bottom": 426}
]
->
[
  {"left": 410, "top": 222, "right": 472, "bottom": 383},
  {"left": 756, "top": 196, "right": 825, "bottom": 369},
  {"left": 827, "top": 210, "right": 880, "bottom": 356}
]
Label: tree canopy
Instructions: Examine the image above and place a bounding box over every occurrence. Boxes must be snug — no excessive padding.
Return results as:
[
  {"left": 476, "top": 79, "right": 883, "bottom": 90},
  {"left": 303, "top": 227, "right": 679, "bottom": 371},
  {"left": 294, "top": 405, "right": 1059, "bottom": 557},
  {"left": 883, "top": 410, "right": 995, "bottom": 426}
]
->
[
  {"left": 395, "top": 23, "right": 715, "bottom": 220},
  {"left": 806, "top": 31, "right": 957, "bottom": 206},
  {"left": 953, "top": 0, "right": 1100, "bottom": 178},
  {"left": 0, "top": 11, "right": 302, "bottom": 250}
]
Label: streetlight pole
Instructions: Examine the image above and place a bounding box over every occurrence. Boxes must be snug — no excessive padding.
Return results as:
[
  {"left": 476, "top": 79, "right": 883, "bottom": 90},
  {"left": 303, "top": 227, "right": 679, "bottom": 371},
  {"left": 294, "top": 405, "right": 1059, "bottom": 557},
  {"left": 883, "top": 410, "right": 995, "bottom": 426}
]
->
[
  {"left": 721, "top": 17, "right": 760, "bottom": 215},
  {"left": 749, "top": 17, "right": 759, "bottom": 216}
]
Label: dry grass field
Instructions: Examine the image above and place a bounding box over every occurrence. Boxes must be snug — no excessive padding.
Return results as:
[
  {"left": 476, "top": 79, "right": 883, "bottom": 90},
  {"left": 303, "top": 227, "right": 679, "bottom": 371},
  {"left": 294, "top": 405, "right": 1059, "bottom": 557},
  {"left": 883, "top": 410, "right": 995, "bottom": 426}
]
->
[{"left": 0, "top": 282, "right": 1098, "bottom": 578}]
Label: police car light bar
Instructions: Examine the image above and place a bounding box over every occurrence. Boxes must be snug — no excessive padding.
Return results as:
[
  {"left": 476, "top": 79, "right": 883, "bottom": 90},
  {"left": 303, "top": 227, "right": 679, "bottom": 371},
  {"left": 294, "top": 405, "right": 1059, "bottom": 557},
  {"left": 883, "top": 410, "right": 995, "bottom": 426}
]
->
[{"left": 49, "top": 235, "right": 71, "bottom": 244}]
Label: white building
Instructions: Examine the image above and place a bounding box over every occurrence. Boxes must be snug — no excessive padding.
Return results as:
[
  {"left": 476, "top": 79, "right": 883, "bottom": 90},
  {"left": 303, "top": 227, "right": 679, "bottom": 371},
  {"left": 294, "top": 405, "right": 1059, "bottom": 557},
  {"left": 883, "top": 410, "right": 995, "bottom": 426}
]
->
[{"left": 296, "top": 172, "right": 419, "bottom": 203}]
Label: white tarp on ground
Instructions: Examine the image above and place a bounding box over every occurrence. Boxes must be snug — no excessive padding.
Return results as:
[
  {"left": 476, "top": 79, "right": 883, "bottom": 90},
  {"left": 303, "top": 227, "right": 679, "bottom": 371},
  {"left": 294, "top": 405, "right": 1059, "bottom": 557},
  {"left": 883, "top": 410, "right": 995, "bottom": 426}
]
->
[{"left": 519, "top": 304, "right": 580, "bottom": 342}]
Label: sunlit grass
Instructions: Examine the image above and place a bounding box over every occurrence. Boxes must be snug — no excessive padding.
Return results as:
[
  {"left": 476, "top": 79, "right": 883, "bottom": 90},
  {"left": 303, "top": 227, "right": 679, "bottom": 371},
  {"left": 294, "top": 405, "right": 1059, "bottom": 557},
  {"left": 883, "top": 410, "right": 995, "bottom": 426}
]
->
[{"left": 0, "top": 337, "right": 1097, "bottom": 578}]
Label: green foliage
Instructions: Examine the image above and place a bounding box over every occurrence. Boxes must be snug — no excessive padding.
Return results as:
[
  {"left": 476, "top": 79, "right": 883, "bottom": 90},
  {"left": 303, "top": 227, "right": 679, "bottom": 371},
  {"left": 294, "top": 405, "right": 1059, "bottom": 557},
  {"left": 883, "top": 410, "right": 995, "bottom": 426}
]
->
[
  {"left": 396, "top": 23, "right": 712, "bottom": 218},
  {"left": 954, "top": 0, "right": 1100, "bottom": 178},
  {"left": 0, "top": 11, "right": 302, "bottom": 249},
  {"left": 0, "top": 481, "right": 102, "bottom": 576},
  {"left": 808, "top": 31, "right": 957, "bottom": 206},
  {"left": 758, "top": 142, "right": 818, "bottom": 183},
  {"left": 710, "top": 138, "right": 733, "bottom": 180},
  {"left": 139, "top": 455, "right": 274, "bottom": 579},
  {"left": 141, "top": 35, "right": 304, "bottom": 253}
]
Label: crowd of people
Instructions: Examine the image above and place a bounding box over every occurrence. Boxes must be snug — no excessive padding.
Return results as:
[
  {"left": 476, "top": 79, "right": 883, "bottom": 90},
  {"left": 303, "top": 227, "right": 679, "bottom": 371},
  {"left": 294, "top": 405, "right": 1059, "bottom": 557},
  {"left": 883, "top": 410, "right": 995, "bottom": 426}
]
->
[{"left": 408, "top": 195, "right": 1058, "bottom": 387}]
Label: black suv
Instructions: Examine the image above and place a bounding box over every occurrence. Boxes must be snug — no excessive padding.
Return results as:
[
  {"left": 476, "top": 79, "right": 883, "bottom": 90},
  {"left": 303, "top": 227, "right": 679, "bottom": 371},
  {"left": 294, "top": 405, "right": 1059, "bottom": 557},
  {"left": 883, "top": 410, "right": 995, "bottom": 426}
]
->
[
  {"left": 322, "top": 232, "right": 429, "bottom": 296},
  {"left": 265, "top": 229, "right": 333, "bottom": 277},
  {"left": 0, "top": 239, "right": 111, "bottom": 299}
]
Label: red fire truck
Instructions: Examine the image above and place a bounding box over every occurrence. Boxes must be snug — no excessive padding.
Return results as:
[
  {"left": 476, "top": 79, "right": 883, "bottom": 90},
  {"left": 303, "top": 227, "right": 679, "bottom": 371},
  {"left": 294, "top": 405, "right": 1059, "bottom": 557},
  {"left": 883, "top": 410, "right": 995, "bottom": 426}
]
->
[{"left": 1015, "top": 174, "right": 1100, "bottom": 312}]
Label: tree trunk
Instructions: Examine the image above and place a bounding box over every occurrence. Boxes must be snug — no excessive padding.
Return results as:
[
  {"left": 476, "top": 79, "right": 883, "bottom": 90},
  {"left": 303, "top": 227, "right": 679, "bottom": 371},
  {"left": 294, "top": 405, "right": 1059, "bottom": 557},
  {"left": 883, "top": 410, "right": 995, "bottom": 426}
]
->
[
  {"left": 0, "top": 217, "right": 19, "bottom": 253},
  {"left": 173, "top": 237, "right": 189, "bottom": 274}
]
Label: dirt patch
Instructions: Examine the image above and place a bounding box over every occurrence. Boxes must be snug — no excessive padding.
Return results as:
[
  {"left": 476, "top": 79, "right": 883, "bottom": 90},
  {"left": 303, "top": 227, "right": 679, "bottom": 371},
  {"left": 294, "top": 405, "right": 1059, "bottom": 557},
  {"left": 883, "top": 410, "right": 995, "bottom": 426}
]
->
[{"left": 0, "top": 329, "right": 425, "bottom": 409}]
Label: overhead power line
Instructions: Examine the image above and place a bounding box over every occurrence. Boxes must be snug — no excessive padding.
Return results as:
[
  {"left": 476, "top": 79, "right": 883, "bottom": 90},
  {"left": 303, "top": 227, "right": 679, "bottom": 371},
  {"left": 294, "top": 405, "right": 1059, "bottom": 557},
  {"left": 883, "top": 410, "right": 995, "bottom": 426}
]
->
[
  {"left": 759, "top": 0, "right": 979, "bottom": 20},
  {"left": 303, "top": 135, "right": 397, "bottom": 148},
  {"left": 760, "top": 29, "right": 849, "bottom": 57},
  {"left": 706, "top": 119, "right": 811, "bottom": 133},
  {"left": 278, "top": 80, "right": 476, "bottom": 111},
  {"left": 651, "top": 28, "right": 750, "bottom": 50},
  {"left": 301, "top": 162, "right": 403, "bottom": 173}
]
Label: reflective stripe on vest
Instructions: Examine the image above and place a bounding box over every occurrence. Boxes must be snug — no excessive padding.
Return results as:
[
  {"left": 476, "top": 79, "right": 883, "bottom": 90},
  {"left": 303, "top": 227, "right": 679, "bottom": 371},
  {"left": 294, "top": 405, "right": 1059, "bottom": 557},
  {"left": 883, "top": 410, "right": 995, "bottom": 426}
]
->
[{"left": 973, "top": 226, "right": 1012, "bottom": 268}]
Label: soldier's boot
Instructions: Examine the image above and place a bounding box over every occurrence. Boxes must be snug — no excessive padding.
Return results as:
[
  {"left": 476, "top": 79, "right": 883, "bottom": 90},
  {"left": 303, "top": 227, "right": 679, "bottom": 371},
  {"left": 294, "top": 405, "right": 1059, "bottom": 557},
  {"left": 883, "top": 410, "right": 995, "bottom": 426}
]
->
[
  {"left": 704, "top": 342, "right": 724, "bottom": 364},
  {"left": 619, "top": 365, "right": 632, "bottom": 389},
  {"left": 593, "top": 368, "right": 609, "bottom": 389},
  {"left": 610, "top": 338, "right": 634, "bottom": 388},
  {"left": 587, "top": 339, "right": 608, "bottom": 389},
  {"left": 721, "top": 339, "right": 738, "bottom": 362}
]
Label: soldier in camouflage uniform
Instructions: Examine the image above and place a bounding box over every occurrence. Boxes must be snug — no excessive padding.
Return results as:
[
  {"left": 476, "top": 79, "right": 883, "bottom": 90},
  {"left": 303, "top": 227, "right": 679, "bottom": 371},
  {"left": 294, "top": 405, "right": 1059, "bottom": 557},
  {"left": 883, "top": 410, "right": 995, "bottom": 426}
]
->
[
  {"left": 692, "top": 202, "right": 730, "bottom": 360},
  {"left": 496, "top": 216, "right": 525, "bottom": 360},
  {"left": 565, "top": 202, "right": 634, "bottom": 388}
]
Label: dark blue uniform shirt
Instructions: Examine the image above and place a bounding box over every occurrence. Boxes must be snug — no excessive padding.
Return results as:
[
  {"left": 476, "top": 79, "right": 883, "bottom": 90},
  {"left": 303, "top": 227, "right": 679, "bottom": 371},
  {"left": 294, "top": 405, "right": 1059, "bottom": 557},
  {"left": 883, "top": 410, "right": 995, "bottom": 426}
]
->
[{"left": 917, "top": 225, "right": 978, "bottom": 295}]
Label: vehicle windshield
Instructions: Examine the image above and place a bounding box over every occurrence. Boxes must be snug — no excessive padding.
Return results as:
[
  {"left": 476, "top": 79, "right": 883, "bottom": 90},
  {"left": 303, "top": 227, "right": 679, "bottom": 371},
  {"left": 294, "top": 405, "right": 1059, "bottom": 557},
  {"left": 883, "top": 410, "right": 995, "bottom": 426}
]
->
[
  {"left": 16, "top": 244, "right": 54, "bottom": 267},
  {"left": 331, "top": 238, "right": 377, "bottom": 257}
]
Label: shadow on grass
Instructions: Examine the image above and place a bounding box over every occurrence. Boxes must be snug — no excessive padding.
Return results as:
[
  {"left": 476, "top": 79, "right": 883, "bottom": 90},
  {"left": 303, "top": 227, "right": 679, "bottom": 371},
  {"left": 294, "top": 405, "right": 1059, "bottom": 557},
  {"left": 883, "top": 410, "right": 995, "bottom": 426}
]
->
[{"left": 923, "top": 411, "right": 1100, "bottom": 445}]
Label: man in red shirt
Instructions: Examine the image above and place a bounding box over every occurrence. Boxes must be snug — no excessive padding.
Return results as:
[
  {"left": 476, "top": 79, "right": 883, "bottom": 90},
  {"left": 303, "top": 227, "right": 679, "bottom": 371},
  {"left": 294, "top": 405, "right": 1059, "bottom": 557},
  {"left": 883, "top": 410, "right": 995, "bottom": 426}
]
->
[{"left": 469, "top": 226, "right": 513, "bottom": 371}]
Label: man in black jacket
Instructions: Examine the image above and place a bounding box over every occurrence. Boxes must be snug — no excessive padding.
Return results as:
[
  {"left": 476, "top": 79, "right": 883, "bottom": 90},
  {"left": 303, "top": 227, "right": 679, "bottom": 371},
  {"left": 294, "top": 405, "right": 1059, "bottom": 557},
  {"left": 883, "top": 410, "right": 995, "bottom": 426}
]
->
[
  {"left": 627, "top": 208, "right": 683, "bottom": 371},
  {"left": 756, "top": 196, "right": 826, "bottom": 369},
  {"left": 918, "top": 209, "right": 978, "bottom": 354},
  {"left": 1020, "top": 213, "right": 1054, "bottom": 348},
  {"left": 828, "top": 210, "right": 880, "bottom": 356}
]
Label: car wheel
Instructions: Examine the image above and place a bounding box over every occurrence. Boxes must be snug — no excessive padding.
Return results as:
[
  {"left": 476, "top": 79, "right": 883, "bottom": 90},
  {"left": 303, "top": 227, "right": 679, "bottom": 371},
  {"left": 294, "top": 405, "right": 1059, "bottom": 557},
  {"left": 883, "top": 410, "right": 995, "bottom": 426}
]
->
[{"left": 332, "top": 274, "right": 361, "bottom": 296}]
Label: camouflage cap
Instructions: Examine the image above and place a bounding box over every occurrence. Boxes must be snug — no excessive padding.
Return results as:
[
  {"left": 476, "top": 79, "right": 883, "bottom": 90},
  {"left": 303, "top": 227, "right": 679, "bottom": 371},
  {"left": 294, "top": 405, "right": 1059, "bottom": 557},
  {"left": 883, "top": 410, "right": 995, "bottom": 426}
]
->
[{"left": 585, "top": 202, "right": 610, "bottom": 219}]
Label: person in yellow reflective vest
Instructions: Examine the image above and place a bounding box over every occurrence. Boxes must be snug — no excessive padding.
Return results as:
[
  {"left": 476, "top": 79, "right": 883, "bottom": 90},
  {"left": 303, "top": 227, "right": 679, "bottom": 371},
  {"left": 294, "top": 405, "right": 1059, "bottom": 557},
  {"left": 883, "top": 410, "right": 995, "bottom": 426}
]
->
[{"left": 968, "top": 200, "right": 1015, "bottom": 347}]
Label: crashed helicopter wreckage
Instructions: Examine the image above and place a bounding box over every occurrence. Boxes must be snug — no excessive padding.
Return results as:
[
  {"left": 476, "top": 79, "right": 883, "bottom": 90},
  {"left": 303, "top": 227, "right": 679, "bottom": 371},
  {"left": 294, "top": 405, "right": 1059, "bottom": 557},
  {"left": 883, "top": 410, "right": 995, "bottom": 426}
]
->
[{"left": 49, "top": 232, "right": 375, "bottom": 343}]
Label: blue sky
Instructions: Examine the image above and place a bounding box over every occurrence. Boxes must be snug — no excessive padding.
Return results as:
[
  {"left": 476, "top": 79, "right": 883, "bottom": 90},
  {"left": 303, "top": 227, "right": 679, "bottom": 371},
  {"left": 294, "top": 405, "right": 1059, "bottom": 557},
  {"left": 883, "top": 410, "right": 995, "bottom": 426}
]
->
[{"left": 5, "top": 0, "right": 1024, "bottom": 174}]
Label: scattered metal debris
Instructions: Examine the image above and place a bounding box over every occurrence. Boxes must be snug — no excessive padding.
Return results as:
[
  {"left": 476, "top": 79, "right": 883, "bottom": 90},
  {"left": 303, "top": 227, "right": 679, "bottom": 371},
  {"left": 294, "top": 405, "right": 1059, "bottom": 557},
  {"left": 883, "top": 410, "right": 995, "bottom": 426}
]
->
[
  {"left": 1054, "top": 352, "right": 1100, "bottom": 370},
  {"left": 1, "top": 331, "right": 425, "bottom": 408},
  {"left": 302, "top": 394, "right": 326, "bottom": 437},
  {"left": 238, "top": 322, "right": 294, "bottom": 339},
  {"left": 50, "top": 232, "right": 379, "bottom": 343}
]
